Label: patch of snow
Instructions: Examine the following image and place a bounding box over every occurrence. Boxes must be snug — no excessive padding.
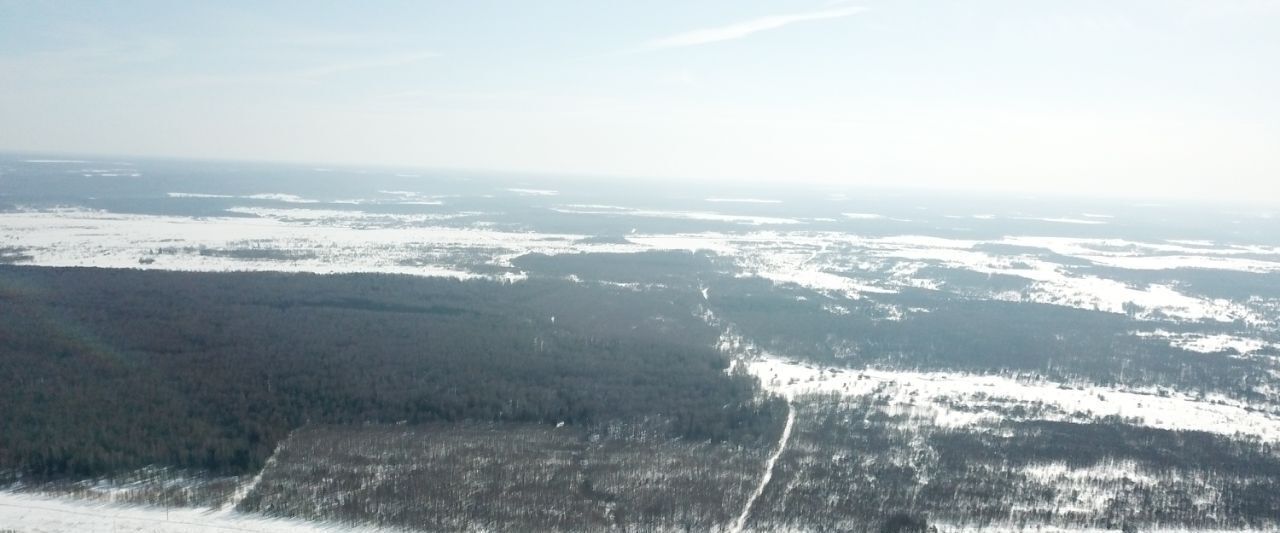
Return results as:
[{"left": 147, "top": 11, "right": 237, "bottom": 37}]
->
[
  {"left": 552, "top": 206, "right": 802, "bottom": 226},
  {"left": 507, "top": 188, "right": 559, "bottom": 196},
  {"left": 0, "top": 491, "right": 390, "bottom": 533},
  {"left": 753, "top": 268, "right": 895, "bottom": 299},
  {"left": 1134, "top": 330, "right": 1272, "bottom": 356},
  {"left": 1002, "top": 236, "right": 1280, "bottom": 273},
  {"left": 1167, "top": 239, "right": 1216, "bottom": 247},
  {"left": 0, "top": 208, "right": 595, "bottom": 280},
  {"left": 744, "top": 355, "right": 1280, "bottom": 441},
  {"left": 705, "top": 198, "right": 781, "bottom": 204},
  {"left": 867, "top": 236, "right": 1265, "bottom": 323},
  {"left": 1013, "top": 217, "right": 1108, "bottom": 225},
  {"left": 224, "top": 207, "right": 471, "bottom": 226},
  {"left": 932, "top": 522, "right": 1270, "bottom": 533},
  {"left": 822, "top": 303, "right": 850, "bottom": 315},
  {"left": 245, "top": 194, "right": 320, "bottom": 204},
  {"left": 167, "top": 192, "right": 235, "bottom": 199},
  {"left": 1022, "top": 460, "right": 1156, "bottom": 485}
]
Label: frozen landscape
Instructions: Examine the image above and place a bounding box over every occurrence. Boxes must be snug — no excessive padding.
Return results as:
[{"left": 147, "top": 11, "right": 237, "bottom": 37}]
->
[
  {"left": 3, "top": 155, "right": 1280, "bottom": 531},
  {"left": 6, "top": 0, "right": 1280, "bottom": 529}
]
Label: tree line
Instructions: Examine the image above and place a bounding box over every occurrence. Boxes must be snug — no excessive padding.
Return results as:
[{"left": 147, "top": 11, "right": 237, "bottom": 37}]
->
[{"left": 0, "top": 266, "right": 785, "bottom": 480}]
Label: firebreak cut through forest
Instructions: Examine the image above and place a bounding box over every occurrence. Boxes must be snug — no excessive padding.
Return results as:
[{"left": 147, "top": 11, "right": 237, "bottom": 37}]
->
[{"left": 0, "top": 266, "right": 786, "bottom": 479}]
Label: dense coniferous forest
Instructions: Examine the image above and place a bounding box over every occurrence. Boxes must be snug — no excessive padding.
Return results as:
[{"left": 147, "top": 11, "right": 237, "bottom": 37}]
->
[{"left": 0, "top": 266, "right": 785, "bottom": 480}]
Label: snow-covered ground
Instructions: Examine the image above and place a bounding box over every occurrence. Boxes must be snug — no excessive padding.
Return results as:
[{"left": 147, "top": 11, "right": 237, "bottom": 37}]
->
[
  {"left": 706, "top": 198, "right": 782, "bottom": 204},
  {"left": 2, "top": 205, "right": 1277, "bottom": 328},
  {"left": 4, "top": 198, "right": 1278, "bottom": 532},
  {"left": 506, "top": 188, "right": 559, "bottom": 196},
  {"left": 730, "top": 401, "right": 794, "bottom": 533},
  {"left": 242, "top": 194, "right": 319, "bottom": 204},
  {"left": 718, "top": 231, "right": 1269, "bottom": 324},
  {"left": 551, "top": 205, "right": 803, "bottom": 225},
  {"left": 743, "top": 355, "right": 1280, "bottom": 441},
  {"left": 222, "top": 206, "right": 475, "bottom": 224},
  {"left": 1021, "top": 459, "right": 1157, "bottom": 486},
  {"left": 1012, "top": 216, "right": 1108, "bottom": 225},
  {"left": 928, "top": 524, "right": 1275, "bottom": 533},
  {"left": 1003, "top": 236, "right": 1280, "bottom": 273},
  {"left": 1134, "top": 329, "right": 1276, "bottom": 356},
  {"left": 0, "top": 491, "right": 389, "bottom": 533},
  {"left": 0, "top": 207, "right": 607, "bottom": 280}
]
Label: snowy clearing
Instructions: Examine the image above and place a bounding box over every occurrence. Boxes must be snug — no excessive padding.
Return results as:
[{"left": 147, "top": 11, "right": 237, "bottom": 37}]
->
[
  {"left": 745, "top": 356, "right": 1280, "bottom": 441},
  {"left": 1134, "top": 330, "right": 1274, "bottom": 356},
  {"left": 0, "top": 491, "right": 389, "bottom": 533},
  {"left": 706, "top": 198, "right": 782, "bottom": 204},
  {"left": 551, "top": 206, "right": 803, "bottom": 226}
]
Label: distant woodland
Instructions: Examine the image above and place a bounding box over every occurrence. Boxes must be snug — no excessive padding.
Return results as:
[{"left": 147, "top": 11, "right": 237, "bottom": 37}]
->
[{"left": 0, "top": 266, "right": 785, "bottom": 480}]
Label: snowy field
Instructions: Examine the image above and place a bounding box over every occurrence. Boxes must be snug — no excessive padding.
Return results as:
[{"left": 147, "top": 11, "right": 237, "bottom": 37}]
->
[
  {"left": 744, "top": 355, "right": 1280, "bottom": 441},
  {"left": 3, "top": 203, "right": 1277, "bottom": 332},
  {"left": 0, "top": 492, "right": 389, "bottom": 533}
]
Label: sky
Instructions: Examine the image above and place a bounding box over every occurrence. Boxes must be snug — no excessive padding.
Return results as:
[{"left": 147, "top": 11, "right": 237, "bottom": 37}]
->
[{"left": 1, "top": 0, "right": 1278, "bottom": 202}]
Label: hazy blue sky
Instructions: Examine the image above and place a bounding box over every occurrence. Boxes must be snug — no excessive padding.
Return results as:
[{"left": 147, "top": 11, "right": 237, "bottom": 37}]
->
[{"left": 2, "top": 1, "right": 1278, "bottom": 201}]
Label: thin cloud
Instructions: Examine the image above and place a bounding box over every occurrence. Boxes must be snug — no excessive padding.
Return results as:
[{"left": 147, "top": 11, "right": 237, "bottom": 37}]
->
[
  {"left": 137, "top": 51, "right": 441, "bottom": 90},
  {"left": 296, "top": 50, "right": 440, "bottom": 77},
  {"left": 643, "top": 6, "right": 866, "bottom": 50}
]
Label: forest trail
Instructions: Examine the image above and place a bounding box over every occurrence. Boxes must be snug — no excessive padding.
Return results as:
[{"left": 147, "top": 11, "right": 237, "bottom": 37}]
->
[
  {"left": 729, "top": 399, "right": 795, "bottom": 533},
  {"left": 220, "top": 432, "right": 292, "bottom": 514}
]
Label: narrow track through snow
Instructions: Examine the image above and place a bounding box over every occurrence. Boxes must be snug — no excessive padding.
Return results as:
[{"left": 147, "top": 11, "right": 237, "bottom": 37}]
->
[
  {"left": 220, "top": 432, "right": 291, "bottom": 514},
  {"left": 729, "top": 399, "right": 795, "bottom": 533}
]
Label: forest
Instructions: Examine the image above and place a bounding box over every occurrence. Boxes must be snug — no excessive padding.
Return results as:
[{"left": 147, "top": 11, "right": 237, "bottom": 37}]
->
[
  {"left": 3, "top": 257, "right": 1278, "bottom": 531},
  {"left": 705, "top": 274, "right": 1278, "bottom": 401},
  {"left": 236, "top": 423, "right": 772, "bottom": 531},
  {"left": 0, "top": 266, "right": 786, "bottom": 480},
  {"left": 505, "top": 250, "right": 1279, "bottom": 405},
  {"left": 748, "top": 394, "right": 1280, "bottom": 531}
]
